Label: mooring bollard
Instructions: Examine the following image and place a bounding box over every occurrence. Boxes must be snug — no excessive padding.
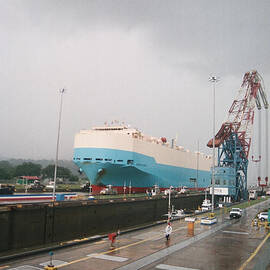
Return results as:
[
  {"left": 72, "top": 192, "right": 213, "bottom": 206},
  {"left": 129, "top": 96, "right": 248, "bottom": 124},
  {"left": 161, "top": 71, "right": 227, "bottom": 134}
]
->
[{"left": 44, "top": 251, "right": 57, "bottom": 270}]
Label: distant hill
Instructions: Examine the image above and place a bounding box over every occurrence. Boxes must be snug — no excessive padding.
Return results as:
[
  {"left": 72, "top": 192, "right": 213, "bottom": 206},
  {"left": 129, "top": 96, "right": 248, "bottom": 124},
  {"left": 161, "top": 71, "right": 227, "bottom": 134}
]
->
[{"left": 3, "top": 159, "right": 80, "bottom": 176}]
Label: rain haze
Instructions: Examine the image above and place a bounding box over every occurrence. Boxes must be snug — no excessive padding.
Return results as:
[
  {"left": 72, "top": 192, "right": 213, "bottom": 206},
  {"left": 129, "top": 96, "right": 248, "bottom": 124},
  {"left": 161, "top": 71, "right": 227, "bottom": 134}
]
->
[{"left": 1, "top": 0, "right": 270, "bottom": 184}]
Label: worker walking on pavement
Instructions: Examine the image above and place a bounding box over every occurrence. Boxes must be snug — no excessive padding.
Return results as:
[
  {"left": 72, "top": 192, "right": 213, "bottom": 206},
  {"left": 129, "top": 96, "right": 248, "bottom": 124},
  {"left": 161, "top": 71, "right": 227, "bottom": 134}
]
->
[{"left": 165, "top": 222, "right": 172, "bottom": 241}]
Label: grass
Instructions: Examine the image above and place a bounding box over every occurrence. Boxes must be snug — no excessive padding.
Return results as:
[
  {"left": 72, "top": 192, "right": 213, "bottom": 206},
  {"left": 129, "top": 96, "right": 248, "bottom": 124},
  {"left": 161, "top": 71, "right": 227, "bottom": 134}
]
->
[
  {"left": 87, "top": 193, "right": 153, "bottom": 200},
  {"left": 231, "top": 197, "right": 269, "bottom": 210},
  {"left": 216, "top": 197, "right": 270, "bottom": 217},
  {"left": 14, "top": 184, "right": 82, "bottom": 192},
  {"left": 197, "top": 197, "right": 270, "bottom": 218},
  {"left": 57, "top": 184, "right": 81, "bottom": 190}
]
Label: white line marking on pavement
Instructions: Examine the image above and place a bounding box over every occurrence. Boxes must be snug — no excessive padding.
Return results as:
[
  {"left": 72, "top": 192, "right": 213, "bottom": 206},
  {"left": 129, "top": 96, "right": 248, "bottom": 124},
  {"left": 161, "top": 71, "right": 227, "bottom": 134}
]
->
[
  {"left": 156, "top": 264, "right": 200, "bottom": 270},
  {"left": 40, "top": 260, "right": 67, "bottom": 267},
  {"left": 87, "top": 253, "right": 128, "bottom": 262},
  {"left": 8, "top": 266, "right": 42, "bottom": 270},
  {"left": 117, "top": 220, "right": 230, "bottom": 270},
  {"left": 222, "top": 230, "right": 249, "bottom": 235}
]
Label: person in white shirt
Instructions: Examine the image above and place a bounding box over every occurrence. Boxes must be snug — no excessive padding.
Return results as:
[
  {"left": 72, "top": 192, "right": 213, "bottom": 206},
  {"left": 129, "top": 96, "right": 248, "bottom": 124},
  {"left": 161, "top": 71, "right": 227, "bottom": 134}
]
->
[{"left": 165, "top": 222, "right": 172, "bottom": 240}]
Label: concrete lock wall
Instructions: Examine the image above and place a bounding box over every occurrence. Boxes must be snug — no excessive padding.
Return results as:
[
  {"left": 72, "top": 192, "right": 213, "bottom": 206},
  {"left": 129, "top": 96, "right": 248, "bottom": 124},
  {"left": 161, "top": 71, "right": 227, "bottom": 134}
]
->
[{"left": 0, "top": 195, "right": 204, "bottom": 254}]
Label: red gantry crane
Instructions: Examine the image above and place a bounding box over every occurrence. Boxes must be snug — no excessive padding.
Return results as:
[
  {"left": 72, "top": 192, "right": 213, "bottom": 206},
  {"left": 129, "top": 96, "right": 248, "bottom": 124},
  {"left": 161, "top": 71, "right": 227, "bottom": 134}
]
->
[{"left": 207, "top": 70, "right": 268, "bottom": 201}]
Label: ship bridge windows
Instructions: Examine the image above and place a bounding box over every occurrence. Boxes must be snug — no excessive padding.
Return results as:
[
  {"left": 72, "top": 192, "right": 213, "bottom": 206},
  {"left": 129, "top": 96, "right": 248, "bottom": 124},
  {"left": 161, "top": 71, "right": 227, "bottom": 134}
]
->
[
  {"left": 127, "top": 160, "right": 134, "bottom": 165},
  {"left": 83, "top": 158, "right": 92, "bottom": 161},
  {"left": 96, "top": 158, "right": 103, "bottom": 161},
  {"left": 105, "top": 158, "right": 112, "bottom": 162},
  {"left": 215, "top": 179, "right": 220, "bottom": 185},
  {"left": 117, "top": 160, "right": 123, "bottom": 162}
]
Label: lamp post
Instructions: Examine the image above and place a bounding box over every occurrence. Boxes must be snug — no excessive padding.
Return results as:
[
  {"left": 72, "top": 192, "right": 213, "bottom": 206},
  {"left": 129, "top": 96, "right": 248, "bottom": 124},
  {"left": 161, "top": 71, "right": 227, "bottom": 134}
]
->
[
  {"left": 196, "top": 140, "right": 199, "bottom": 190},
  {"left": 123, "top": 181, "right": 126, "bottom": 197},
  {"left": 52, "top": 89, "right": 65, "bottom": 202},
  {"left": 88, "top": 180, "right": 92, "bottom": 196},
  {"left": 129, "top": 180, "right": 131, "bottom": 195},
  {"left": 209, "top": 76, "right": 219, "bottom": 213},
  {"left": 168, "top": 186, "right": 171, "bottom": 221}
]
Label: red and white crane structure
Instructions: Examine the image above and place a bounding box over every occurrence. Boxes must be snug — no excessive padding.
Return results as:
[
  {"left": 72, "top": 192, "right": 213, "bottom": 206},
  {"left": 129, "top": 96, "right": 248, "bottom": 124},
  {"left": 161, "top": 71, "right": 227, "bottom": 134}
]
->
[
  {"left": 207, "top": 70, "right": 268, "bottom": 201},
  {"left": 249, "top": 72, "right": 269, "bottom": 188}
]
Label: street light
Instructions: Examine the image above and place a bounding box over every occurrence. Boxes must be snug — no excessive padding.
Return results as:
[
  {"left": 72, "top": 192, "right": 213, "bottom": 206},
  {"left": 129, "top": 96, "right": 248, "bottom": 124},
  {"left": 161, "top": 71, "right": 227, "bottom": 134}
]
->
[
  {"left": 129, "top": 180, "right": 132, "bottom": 195},
  {"left": 52, "top": 88, "right": 65, "bottom": 201},
  {"left": 168, "top": 186, "right": 171, "bottom": 221},
  {"left": 209, "top": 76, "right": 219, "bottom": 213},
  {"left": 123, "top": 181, "right": 126, "bottom": 197}
]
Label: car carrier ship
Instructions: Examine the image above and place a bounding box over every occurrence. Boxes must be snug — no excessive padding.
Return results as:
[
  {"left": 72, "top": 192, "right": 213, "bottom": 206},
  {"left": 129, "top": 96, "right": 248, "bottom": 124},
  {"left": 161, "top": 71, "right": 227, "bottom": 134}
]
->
[{"left": 73, "top": 124, "right": 212, "bottom": 193}]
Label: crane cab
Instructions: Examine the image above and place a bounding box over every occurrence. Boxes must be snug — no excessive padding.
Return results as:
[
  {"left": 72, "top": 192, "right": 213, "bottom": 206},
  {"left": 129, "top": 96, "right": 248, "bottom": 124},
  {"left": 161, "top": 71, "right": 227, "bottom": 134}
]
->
[{"left": 209, "top": 167, "right": 236, "bottom": 202}]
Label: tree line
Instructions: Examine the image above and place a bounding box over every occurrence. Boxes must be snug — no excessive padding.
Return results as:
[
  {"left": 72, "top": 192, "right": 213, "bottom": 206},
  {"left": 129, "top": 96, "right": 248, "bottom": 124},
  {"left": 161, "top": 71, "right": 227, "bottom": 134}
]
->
[{"left": 0, "top": 161, "right": 79, "bottom": 182}]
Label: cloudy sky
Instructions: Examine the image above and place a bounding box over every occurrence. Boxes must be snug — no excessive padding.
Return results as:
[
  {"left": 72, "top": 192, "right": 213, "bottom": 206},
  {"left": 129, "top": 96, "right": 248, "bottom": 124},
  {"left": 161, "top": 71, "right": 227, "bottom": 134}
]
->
[{"left": 0, "top": 0, "right": 269, "bottom": 182}]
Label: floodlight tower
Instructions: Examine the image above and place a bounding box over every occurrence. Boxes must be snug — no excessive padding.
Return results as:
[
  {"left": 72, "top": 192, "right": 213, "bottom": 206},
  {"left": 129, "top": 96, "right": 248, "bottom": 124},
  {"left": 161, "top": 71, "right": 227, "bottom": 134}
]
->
[
  {"left": 52, "top": 88, "right": 65, "bottom": 201},
  {"left": 209, "top": 75, "right": 219, "bottom": 213}
]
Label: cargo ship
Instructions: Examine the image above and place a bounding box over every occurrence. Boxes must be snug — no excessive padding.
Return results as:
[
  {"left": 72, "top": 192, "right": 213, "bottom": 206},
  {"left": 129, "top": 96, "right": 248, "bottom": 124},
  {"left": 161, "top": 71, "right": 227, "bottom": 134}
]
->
[{"left": 73, "top": 124, "right": 212, "bottom": 194}]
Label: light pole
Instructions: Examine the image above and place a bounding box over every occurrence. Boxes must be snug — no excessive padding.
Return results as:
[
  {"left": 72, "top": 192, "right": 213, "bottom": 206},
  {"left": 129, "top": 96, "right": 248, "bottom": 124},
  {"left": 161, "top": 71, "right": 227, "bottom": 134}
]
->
[
  {"left": 196, "top": 140, "right": 199, "bottom": 190},
  {"left": 88, "top": 180, "right": 92, "bottom": 196},
  {"left": 129, "top": 180, "right": 131, "bottom": 195},
  {"left": 168, "top": 186, "right": 171, "bottom": 221},
  {"left": 123, "top": 181, "right": 126, "bottom": 197},
  {"left": 52, "top": 88, "right": 65, "bottom": 201},
  {"left": 209, "top": 76, "right": 219, "bottom": 213}
]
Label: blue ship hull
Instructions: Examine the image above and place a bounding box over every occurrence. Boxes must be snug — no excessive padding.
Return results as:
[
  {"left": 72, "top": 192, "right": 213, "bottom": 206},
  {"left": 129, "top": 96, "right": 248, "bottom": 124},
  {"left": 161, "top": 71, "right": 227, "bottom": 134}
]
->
[{"left": 73, "top": 147, "right": 211, "bottom": 189}]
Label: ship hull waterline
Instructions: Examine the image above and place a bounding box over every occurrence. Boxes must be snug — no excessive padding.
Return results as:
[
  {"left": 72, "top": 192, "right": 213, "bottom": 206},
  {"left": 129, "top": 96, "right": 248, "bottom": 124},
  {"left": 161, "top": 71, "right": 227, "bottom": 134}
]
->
[{"left": 74, "top": 147, "right": 211, "bottom": 194}]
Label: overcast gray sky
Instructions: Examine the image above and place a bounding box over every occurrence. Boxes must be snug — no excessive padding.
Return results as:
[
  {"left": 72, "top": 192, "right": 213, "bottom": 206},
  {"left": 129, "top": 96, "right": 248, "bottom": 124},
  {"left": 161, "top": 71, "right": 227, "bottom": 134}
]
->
[{"left": 0, "top": 0, "right": 269, "bottom": 183}]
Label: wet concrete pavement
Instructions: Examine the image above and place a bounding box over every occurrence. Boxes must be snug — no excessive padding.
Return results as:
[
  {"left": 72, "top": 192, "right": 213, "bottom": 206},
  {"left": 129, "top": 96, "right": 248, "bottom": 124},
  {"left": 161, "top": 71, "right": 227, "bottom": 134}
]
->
[{"left": 1, "top": 199, "right": 270, "bottom": 270}]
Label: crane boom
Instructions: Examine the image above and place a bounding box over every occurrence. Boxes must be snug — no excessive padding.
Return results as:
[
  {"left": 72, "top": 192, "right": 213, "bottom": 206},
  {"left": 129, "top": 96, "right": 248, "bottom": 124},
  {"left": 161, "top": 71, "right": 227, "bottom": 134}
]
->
[{"left": 208, "top": 70, "right": 267, "bottom": 158}]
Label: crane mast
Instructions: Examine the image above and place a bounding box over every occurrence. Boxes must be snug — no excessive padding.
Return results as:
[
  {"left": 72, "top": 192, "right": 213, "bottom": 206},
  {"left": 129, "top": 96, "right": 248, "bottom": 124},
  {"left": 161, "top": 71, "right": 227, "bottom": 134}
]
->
[{"left": 207, "top": 70, "right": 268, "bottom": 201}]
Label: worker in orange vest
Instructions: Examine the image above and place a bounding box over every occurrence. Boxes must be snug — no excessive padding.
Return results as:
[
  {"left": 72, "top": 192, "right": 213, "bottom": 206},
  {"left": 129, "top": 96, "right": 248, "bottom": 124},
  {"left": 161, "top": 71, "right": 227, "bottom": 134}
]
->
[{"left": 108, "top": 230, "right": 120, "bottom": 248}]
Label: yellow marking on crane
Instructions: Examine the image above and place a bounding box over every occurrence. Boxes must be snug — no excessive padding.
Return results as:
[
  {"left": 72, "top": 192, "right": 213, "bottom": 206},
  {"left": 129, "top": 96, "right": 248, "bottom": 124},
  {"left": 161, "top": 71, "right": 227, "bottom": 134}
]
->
[{"left": 238, "top": 232, "right": 270, "bottom": 270}]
